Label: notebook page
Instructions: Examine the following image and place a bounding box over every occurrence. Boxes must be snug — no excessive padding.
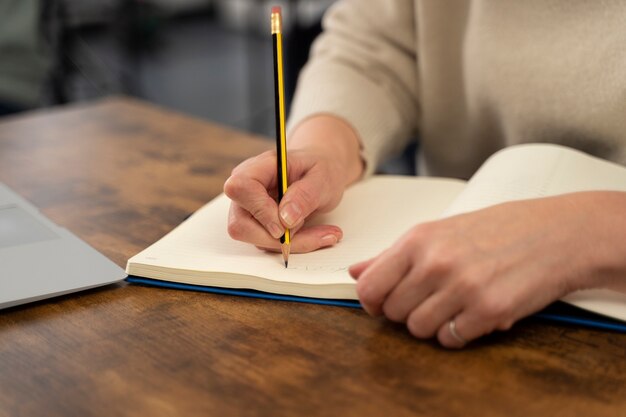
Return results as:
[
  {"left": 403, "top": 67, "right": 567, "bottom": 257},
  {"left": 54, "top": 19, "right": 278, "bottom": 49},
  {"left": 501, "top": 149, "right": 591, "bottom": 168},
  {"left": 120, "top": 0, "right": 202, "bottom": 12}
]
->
[
  {"left": 562, "top": 289, "right": 626, "bottom": 322},
  {"left": 128, "top": 176, "right": 465, "bottom": 297},
  {"left": 442, "top": 143, "right": 626, "bottom": 217}
]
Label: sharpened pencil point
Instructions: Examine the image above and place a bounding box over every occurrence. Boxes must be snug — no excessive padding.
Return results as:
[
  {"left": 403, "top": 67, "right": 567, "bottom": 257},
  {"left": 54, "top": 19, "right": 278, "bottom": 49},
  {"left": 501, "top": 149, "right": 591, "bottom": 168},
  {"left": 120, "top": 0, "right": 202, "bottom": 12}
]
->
[{"left": 281, "top": 243, "right": 290, "bottom": 269}]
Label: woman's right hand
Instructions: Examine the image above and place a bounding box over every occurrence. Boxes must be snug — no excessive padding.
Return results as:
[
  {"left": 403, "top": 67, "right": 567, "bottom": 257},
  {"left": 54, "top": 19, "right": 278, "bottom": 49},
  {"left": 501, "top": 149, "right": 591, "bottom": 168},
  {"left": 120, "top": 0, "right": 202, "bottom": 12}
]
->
[{"left": 223, "top": 115, "right": 364, "bottom": 253}]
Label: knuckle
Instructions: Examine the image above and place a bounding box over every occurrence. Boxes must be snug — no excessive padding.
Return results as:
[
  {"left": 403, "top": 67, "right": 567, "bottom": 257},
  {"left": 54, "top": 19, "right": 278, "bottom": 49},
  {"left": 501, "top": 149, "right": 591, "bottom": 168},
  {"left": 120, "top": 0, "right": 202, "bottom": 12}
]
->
[
  {"left": 421, "top": 243, "right": 456, "bottom": 278},
  {"left": 249, "top": 203, "right": 269, "bottom": 223},
  {"left": 256, "top": 151, "right": 277, "bottom": 170},
  {"left": 223, "top": 175, "right": 244, "bottom": 199},
  {"left": 409, "top": 222, "right": 436, "bottom": 244},
  {"left": 227, "top": 216, "right": 246, "bottom": 241},
  {"left": 405, "top": 222, "right": 478, "bottom": 282},
  {"left": 293, "top": 183, "right": 320, "bottom": 212},
  {"left": 404, "top": 222, "right": 431, "bottom": 246},
  {"left": 455, "top": 275, "right": 481, "bottom": 298},
  {"left": 230, "top": 153, "right": 261, "bottom": 176},
  {"left": 260, "top": 149, "right": 276, "bottom": 159},
  {"left": 476, "top": 295, "right": 512, "bottom": 321}
]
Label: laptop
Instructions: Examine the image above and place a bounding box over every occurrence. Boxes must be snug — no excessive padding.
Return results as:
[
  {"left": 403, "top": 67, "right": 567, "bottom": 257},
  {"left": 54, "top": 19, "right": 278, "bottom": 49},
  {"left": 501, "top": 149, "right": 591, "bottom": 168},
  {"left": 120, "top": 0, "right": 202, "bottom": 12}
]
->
[{"left": 0, "top": 182, "right": 127, "bottom": 309}]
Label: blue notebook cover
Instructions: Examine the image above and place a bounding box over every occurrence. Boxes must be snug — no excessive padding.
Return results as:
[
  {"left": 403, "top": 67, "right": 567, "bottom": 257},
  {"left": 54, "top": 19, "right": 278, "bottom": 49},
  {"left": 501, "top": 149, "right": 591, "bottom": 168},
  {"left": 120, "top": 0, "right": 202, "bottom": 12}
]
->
[{"left": 126, "top": 276, "right": 626, "bottom": 333}]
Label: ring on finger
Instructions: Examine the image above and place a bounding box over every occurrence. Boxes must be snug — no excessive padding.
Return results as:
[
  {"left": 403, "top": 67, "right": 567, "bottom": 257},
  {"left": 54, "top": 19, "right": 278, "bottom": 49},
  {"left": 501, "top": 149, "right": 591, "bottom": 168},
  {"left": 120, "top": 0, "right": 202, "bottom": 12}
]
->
[{"left": 448, "top": 318, "right": 467, "bottom": 345}]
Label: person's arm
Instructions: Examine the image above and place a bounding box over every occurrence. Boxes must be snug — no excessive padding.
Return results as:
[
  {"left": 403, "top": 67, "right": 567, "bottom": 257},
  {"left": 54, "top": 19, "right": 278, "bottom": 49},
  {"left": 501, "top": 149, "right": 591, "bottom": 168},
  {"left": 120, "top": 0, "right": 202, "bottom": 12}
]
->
[
  {"left": 225, "top": 0, "right": 420, "bottom": 252},
  {"left": 350, "top": 191, "right": 626, "bottom": 348},
  {"left": 288, "top": 0, "right": 420, "bottom": 176}
]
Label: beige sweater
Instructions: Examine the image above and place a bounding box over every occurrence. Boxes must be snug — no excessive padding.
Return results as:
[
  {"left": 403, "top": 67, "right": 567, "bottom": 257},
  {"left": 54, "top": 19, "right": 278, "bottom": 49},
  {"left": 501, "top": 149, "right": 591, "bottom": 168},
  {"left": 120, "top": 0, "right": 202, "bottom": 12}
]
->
[{"left": 287, "top": 0, "right": 626, "bottom": 178}]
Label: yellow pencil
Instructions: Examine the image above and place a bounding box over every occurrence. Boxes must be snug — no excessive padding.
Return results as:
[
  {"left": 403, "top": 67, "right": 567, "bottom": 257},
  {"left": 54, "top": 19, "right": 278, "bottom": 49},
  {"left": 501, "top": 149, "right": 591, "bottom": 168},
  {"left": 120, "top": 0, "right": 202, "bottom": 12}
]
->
[{"left": 271, "top": 6, "right": 290, "bottom": 268}]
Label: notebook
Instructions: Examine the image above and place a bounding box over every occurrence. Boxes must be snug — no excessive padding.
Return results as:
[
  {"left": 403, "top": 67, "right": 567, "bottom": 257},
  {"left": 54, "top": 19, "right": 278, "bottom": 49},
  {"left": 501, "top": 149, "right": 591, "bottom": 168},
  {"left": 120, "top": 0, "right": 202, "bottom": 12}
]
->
[
  {"left": 0, "top": 182, "right": 127, "bottom": 309},
  {"left": 126, "top": 143, "right": 626, "bottom": 331}
]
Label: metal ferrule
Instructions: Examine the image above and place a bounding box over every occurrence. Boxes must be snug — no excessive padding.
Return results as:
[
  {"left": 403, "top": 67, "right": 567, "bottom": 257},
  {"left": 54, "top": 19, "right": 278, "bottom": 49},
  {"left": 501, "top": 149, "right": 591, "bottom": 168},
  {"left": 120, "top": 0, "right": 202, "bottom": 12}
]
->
[{"left": 271, "top": 12, "right": 282, "bottom": 34}]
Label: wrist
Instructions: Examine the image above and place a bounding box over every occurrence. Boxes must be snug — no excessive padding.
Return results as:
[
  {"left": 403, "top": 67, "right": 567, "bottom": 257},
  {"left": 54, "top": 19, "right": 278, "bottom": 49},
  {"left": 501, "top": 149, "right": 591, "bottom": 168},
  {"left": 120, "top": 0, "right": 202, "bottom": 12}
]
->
[
  {"left": 288, "top": 114, "right": 365, "bottom": 186},
  {"left": 558, "top": 191, "right": 626, "bottom": 293},
  {"left": 584, "top": 191, "right": 626, "bottom": 293}
]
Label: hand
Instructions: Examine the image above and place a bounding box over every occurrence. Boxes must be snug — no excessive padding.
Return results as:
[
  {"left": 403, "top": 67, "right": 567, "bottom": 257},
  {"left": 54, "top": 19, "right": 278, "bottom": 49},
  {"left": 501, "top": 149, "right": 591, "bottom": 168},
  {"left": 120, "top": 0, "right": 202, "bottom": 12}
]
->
[
  {"left": 224, "top": 115, "right": 364, "bottom": 253},
  {"left": 350, "top": 191, "right": 626, "bottom": 348}
]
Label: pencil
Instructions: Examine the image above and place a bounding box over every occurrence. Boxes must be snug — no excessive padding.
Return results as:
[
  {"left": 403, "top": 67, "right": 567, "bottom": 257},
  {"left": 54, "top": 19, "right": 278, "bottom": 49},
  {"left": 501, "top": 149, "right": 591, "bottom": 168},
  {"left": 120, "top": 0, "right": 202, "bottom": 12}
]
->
[{"left": 271, "top": 6, "right": 290, "bottom": 268}]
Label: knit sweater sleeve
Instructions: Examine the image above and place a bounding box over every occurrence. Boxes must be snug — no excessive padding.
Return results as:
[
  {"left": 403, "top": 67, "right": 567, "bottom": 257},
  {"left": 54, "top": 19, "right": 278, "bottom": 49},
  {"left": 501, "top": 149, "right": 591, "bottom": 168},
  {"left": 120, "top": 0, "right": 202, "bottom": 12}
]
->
[{"left": 287, "top": 0, "right": 420, "bottom": 176}]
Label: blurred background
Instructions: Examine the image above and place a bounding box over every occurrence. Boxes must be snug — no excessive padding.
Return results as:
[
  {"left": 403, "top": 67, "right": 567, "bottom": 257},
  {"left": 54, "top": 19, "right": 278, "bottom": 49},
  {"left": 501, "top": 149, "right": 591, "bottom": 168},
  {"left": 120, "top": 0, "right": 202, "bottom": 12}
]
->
[{"left": 0, "top": 0, "right": 335, "bottom": 137}]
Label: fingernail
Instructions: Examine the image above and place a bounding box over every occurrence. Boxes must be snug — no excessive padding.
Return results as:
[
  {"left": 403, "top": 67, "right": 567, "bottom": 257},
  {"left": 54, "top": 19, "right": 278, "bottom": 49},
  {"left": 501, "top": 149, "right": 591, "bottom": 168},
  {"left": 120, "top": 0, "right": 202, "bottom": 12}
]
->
[
  {"left": 280, "top": 203, "right": 302, "bottom": 227},
  {"left": 268, "top": 222, "right": 284, "bottom": 239},
  {"left": 321, "top": 234, "right": 338, "bottom": 246}
]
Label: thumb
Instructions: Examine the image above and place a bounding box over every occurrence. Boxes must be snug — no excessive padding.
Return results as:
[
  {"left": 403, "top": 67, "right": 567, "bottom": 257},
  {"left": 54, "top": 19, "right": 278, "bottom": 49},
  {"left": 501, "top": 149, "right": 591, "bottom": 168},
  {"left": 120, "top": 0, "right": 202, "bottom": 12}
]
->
[{"left": 278, "top": 177, "right": 325, "bottom": 228}]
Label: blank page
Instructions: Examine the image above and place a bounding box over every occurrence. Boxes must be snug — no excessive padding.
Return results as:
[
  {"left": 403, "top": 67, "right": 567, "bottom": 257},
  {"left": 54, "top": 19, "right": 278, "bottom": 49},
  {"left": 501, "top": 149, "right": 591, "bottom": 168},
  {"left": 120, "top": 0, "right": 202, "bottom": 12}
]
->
[
  {"left": 127, "top": 176, "right": 465, "bottom": 298},
  {"left": 443, "top": 143, "right": 626, "bottom": 216}
]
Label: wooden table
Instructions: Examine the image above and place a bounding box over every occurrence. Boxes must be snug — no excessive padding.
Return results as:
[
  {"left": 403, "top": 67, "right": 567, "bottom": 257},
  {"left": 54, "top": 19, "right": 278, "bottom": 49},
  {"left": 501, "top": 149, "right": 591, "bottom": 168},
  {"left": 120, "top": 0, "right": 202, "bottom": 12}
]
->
[{"left": 0, "top": 97, "right": 624, "bottom": 417}]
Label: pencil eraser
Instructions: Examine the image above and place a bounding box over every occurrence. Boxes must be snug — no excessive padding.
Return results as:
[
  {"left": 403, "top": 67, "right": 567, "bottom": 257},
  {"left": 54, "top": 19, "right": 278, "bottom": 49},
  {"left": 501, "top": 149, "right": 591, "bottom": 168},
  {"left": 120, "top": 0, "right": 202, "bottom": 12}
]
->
[{"left": 271, "top": 6, "right": 282, "bottom": 15}]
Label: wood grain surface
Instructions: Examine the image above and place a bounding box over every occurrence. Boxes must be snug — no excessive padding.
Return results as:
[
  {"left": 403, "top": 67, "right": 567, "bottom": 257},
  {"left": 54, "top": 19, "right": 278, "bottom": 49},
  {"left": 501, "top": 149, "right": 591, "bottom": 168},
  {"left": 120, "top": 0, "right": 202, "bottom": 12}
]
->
[{"left": 0, "top": 97, "right": 624, "bottom": 417}]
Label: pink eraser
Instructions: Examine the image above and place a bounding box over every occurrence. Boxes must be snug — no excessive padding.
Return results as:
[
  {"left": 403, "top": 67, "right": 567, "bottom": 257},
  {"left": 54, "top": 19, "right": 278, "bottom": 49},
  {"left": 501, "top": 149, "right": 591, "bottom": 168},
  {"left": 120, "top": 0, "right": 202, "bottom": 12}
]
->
[{"left": 271, "top": 6, "right": 282, "bottom": 15}]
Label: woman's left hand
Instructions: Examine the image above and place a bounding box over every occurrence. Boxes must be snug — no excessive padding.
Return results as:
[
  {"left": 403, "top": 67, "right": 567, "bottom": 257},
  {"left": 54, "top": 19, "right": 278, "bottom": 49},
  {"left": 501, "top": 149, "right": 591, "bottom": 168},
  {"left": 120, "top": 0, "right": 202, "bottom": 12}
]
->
[{"left": 349, "top": 191, "right": 626, "bottom": 348}]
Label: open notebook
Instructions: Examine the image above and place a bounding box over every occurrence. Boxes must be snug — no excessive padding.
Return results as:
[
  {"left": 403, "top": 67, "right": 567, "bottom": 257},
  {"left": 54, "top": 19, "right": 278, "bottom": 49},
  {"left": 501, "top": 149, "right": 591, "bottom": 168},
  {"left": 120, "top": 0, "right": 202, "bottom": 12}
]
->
[{"left": 127, "top": 143, "right": 626, "bottom": 331}]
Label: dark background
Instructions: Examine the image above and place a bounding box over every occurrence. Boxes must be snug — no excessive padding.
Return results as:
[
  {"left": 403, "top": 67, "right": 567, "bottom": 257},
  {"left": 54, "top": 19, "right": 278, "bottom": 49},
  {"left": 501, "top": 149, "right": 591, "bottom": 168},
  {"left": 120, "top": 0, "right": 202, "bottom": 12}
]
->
[{"left": 1, "top": 0, "right": 331, "bottom": 138}]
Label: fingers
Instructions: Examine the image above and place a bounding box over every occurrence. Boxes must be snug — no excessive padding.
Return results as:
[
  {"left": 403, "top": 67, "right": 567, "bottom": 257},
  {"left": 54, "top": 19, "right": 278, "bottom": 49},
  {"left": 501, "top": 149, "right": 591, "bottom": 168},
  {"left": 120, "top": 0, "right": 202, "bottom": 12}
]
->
[
  {"left": 353, "top": 246, "right": 412, "bottom": 317},
  {"left": 436, "top": 311, "right": 490, "bottom": 349},
  {"left": 350, "top": 230, "right": 518, "bottom": 348},
  {"left": 436, "top": 315, "right": 468, "bottom": 349},
  {"left": 256, "top": 224, "right": 343, "bottom": 253},
  {"left": 229, "top": 151, "right": 277, "bottom": 188},
  {"left": 382, "top": 265, "right": 440, "bottom": 323},
  {"left": 353, "top": 249, "right": 472, "bottom": 345},
  {"left": 359, "top": 271, "right": 513, "bottom": 349},
  {"left": 436, "top": 290, "right": 519, "bottom": 349},
  {"left": 403, "top": 285, "right": 518, "bottom": 349},
  {"left": 226, "top": 150, "right": 341, "bottom": 245},
  {"left": 348, "top": 257, "right": 376, "bottom": 279},
  {"left": 278, "top": 169, "right": 334, "bottom": 228},
  {"left": 224, "top": 167, "right": 284, "bottom": 240},
  {"left": 228, "top": 202, "right": 343, "bottom": 252},
  {"left": 227, "top": 203, "right": 280, "bottom": 247},
  {"left": 405, "top": 289, "right": 463, "bottom": 340}
]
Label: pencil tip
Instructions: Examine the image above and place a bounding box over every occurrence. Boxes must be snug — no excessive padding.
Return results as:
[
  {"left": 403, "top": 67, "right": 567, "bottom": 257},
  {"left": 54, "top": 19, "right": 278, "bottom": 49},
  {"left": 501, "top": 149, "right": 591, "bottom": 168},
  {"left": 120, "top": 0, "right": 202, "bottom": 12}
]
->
[{"left": 281, "top": 243, "right": 290, "bottom": 268}]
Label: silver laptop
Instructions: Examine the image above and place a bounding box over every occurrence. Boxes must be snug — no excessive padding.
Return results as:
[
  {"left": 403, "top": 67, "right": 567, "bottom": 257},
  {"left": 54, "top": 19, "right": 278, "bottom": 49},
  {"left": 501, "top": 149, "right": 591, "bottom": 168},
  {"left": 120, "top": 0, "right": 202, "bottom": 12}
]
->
[{"left": 0, "top": 182, "right": 126, "bottom": 309}]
